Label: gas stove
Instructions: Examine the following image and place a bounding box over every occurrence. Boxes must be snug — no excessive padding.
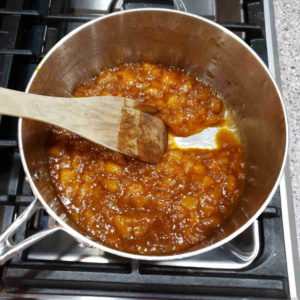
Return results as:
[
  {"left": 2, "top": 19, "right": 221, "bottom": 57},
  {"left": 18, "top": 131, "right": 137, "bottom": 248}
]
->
[{"left": 0, "top": 0, "right": 299, "bottom": 299}]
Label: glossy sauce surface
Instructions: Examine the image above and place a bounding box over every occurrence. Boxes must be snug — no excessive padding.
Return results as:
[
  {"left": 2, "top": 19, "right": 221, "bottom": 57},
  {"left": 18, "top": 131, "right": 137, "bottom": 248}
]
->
[{"left": 48, "top": 63, "right": 245, "bottom": 255}]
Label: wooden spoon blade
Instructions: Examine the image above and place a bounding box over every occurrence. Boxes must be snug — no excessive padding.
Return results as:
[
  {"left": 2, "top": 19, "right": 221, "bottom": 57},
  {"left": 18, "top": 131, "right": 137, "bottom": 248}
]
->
[
  {"left": 123, "top": 98, "right": 159, "bottom": 114},
  {"left": 118, "top": 107, "right": 168, "bottom": 163}
]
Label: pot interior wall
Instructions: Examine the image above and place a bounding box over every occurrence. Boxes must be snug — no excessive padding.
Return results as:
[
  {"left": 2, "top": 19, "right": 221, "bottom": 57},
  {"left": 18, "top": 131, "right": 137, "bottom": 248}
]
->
[{"left": 21, "top": 10, "right": 286, "bottom": 255}]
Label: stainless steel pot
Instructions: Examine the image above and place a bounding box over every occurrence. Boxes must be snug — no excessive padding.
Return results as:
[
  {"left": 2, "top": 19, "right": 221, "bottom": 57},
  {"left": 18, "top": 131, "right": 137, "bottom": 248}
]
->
[{"left": 0, "top": 9, "right": 287, "bottom": 263}]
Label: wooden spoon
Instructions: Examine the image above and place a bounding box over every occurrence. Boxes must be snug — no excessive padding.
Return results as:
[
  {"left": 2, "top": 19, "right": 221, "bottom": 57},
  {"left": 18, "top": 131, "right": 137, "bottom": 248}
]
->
[{"left": 0, "top": 87, "right": 168, "bottom": 163}]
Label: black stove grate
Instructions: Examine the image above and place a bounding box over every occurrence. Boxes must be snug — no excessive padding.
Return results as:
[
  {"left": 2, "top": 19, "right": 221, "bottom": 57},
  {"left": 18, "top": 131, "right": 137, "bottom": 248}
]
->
[{"left": 0, "top": 0, "right": 290, "bottom": 299}]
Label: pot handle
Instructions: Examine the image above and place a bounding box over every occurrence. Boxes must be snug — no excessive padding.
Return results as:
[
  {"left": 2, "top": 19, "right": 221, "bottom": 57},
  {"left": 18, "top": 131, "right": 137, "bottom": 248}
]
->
[{"left": 0, "top": 198, "right": 61, "bottom": 265}]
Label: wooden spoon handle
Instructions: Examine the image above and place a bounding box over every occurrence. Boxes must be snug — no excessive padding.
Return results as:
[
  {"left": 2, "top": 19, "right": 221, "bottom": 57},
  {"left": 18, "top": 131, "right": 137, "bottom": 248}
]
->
[
  {"left": 0, "top": 87, "right": 64, "bottom": 120},
  {"left": 0, "top": 87, "right": 128, "bottom": 148},
  {"left": 0, "top": 87, "right": 158, "bottom": 121},
  {"left": 0, "top": 87, "right": 122, "bottom": 122}
]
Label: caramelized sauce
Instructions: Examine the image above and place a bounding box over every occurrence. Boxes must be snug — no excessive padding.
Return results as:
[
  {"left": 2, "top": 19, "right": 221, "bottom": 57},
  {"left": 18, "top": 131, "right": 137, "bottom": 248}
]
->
[{"left": 48, "top": 63, "right": 245, "bottom": 255}]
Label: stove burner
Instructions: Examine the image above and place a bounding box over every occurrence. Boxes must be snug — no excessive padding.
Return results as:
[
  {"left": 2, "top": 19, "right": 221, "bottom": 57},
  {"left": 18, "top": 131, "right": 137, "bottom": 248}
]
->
[{"left": 26, "top": 218, "right": 260, "bottom": 270}]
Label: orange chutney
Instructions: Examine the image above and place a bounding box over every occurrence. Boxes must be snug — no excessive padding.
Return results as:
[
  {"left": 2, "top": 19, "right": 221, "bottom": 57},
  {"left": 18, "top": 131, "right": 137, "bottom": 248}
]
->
[{"left": 48, "top": 63, "right": 245, "bottom": 255}]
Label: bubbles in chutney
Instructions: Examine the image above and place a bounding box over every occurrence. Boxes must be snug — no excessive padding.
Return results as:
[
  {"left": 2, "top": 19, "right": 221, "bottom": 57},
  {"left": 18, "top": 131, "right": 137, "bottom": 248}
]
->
[{"left": 48, "top": 63, "right": 245, "bottom": 255}]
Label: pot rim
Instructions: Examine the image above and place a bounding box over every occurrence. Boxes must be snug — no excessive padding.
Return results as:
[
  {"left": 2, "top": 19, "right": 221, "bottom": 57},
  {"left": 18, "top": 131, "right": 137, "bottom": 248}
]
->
[{"left": 18, "top": 8, "right": 289, "bottom": 261}]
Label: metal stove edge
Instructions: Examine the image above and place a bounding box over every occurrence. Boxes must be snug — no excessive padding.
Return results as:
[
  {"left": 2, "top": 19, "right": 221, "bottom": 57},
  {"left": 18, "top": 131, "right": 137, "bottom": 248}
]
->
[{"left": 264, "top": 0, "right": 300, "bottom": 298}]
